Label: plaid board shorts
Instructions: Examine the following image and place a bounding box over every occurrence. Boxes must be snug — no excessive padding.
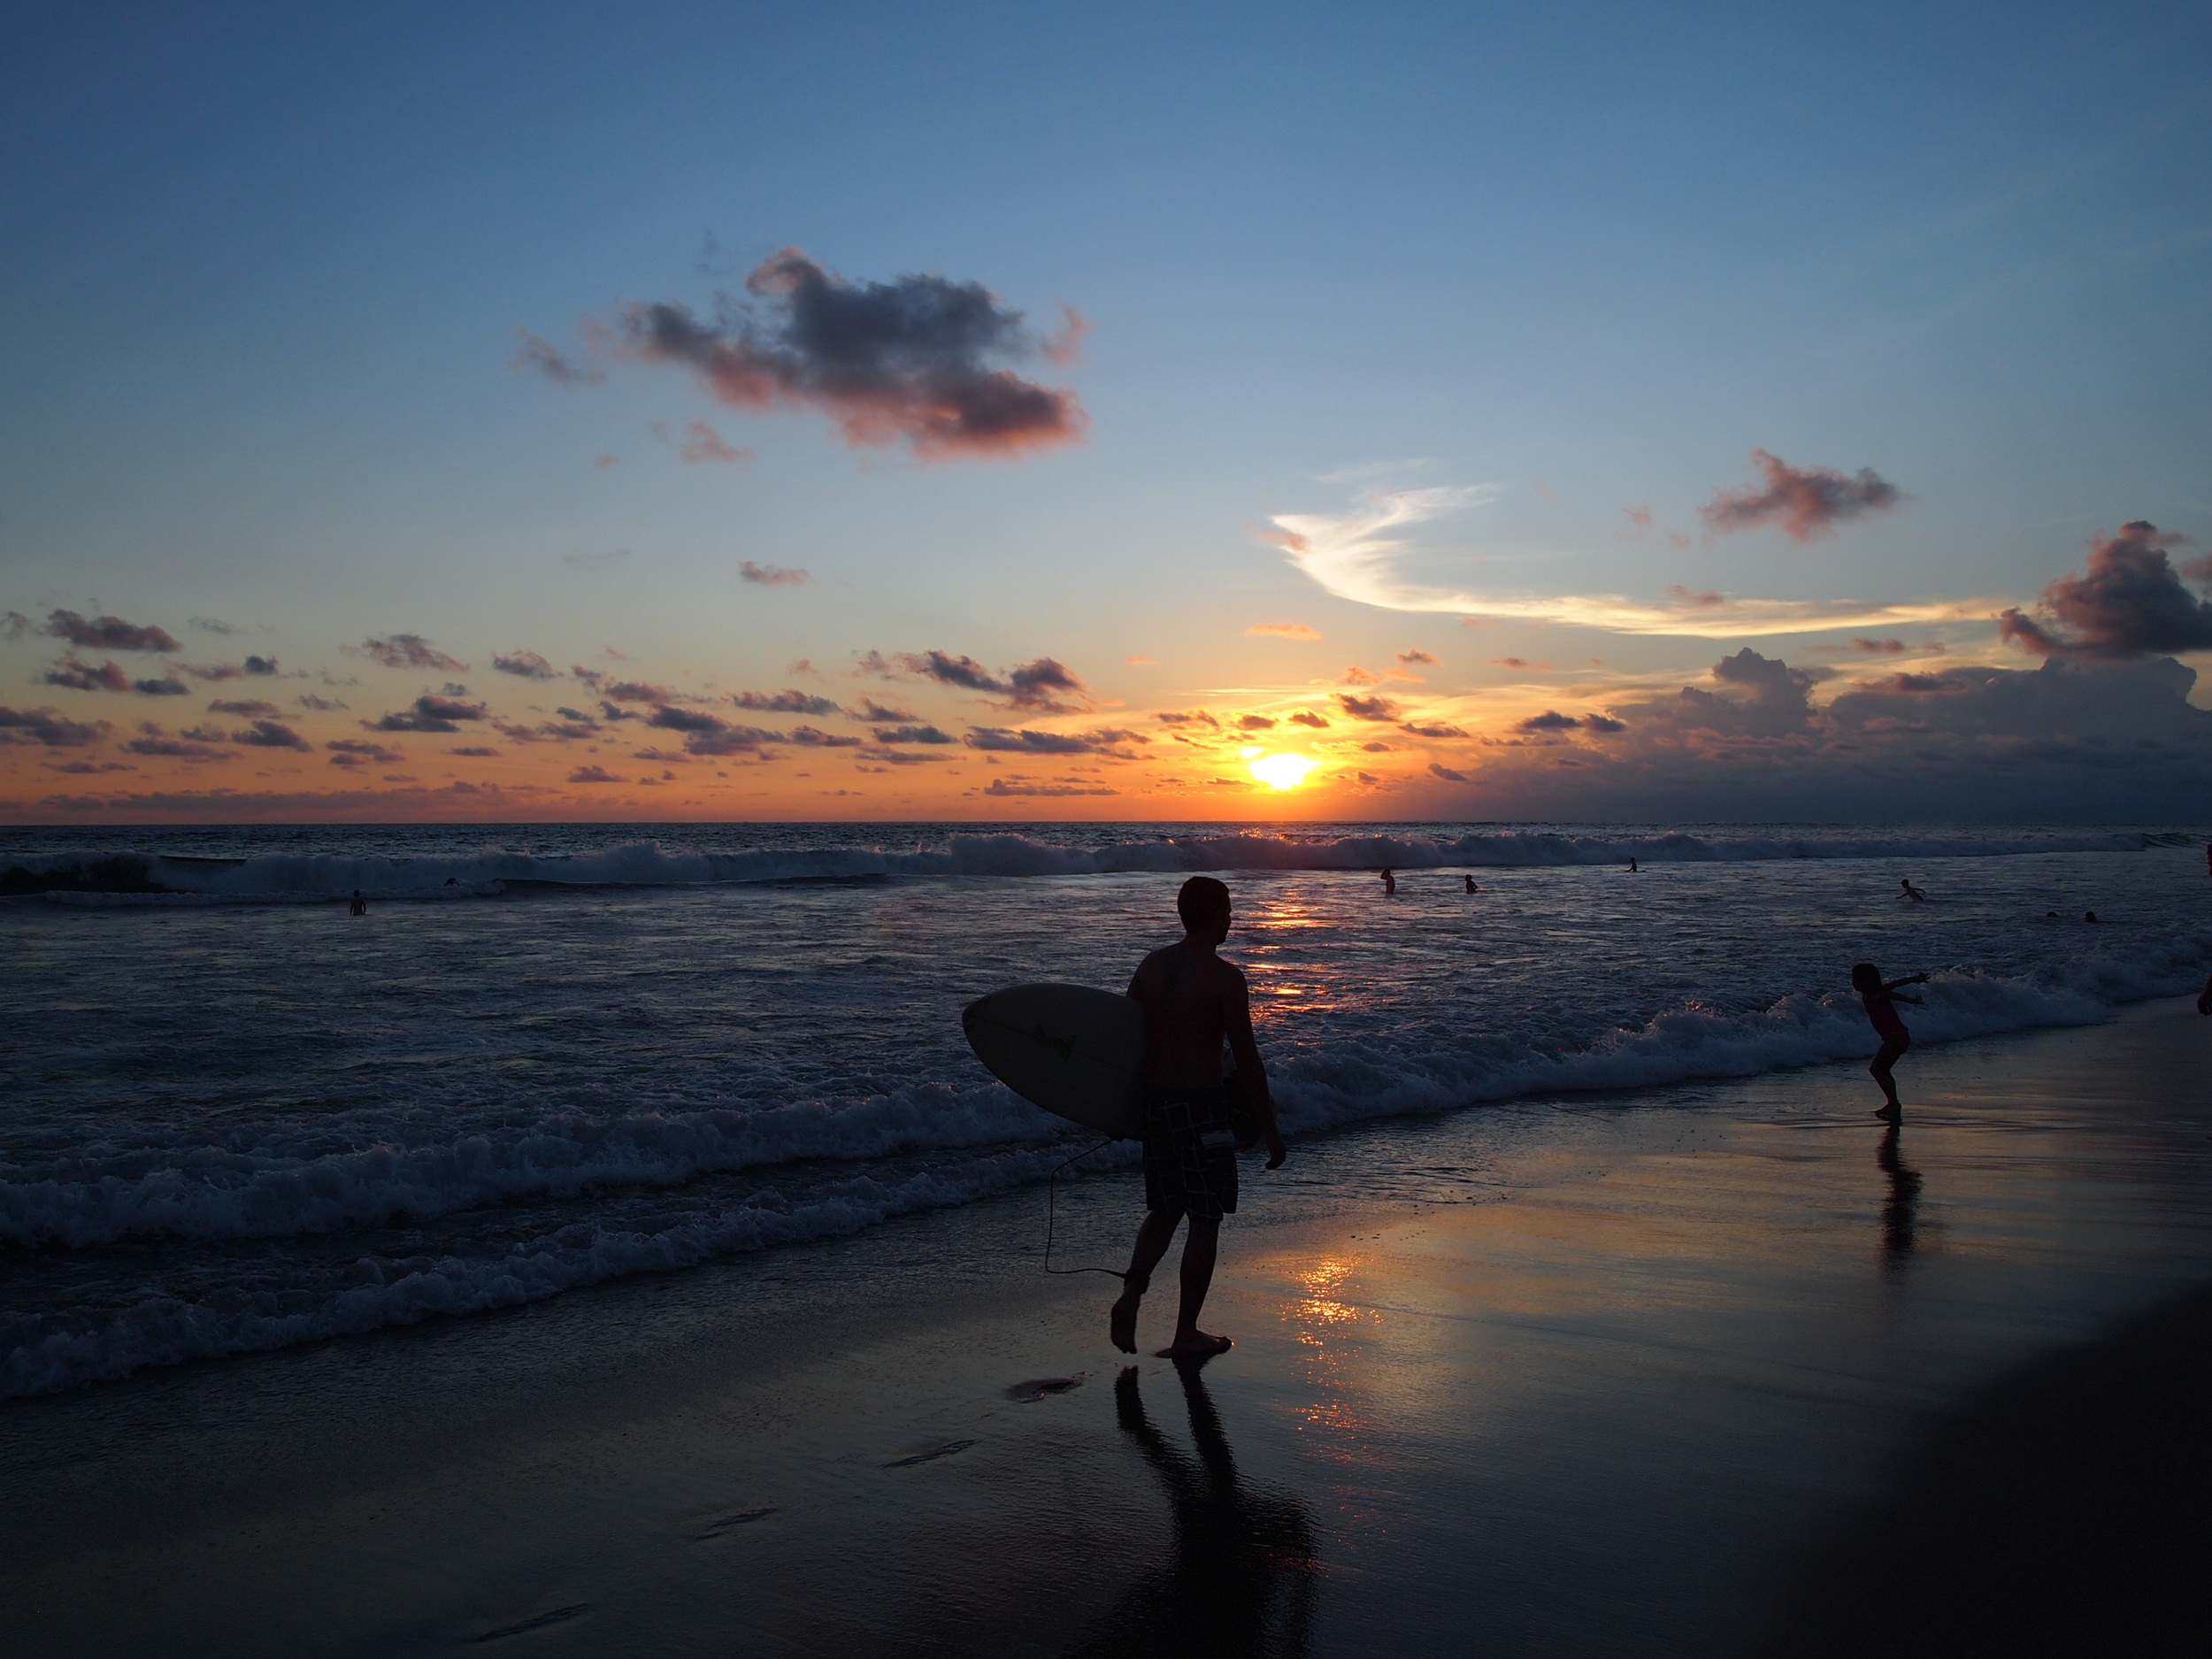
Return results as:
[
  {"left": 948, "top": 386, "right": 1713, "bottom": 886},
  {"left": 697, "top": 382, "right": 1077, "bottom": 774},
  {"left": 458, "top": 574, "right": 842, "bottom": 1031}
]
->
[{"left": 1141, "top": 1083, "right": 1240, "bottom": 1221}]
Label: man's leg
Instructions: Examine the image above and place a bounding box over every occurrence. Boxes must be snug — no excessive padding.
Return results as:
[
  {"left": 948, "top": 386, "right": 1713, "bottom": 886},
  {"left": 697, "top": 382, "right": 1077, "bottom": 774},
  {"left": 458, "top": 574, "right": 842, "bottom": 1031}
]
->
[
  {"left": 1160, "top": 1215, "right": 1225, "bottom": 1357},
  {"left": 1111, "top": 1208, "right": 1182, "bottom": 1353}
]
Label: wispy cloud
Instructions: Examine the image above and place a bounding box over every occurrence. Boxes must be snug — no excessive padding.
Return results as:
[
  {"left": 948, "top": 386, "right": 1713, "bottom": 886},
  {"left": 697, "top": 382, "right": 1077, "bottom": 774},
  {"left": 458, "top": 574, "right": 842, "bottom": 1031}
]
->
[
  {"left": 43, "top": 611, "right": 179, "bottom": 652},
  {"left": 1314, "top": 457, "right": 1430, "bottom": 485},
  {"left": 371, "top": 695, "right": 488, "bottom": 733},
  {"left": 0, "top": 706, "right": 108, "bottom": 748},
  {"left": 562, "top": 548, "right": 634, "bottom": 571},
  {"left": 185, "top": 656, "right": 279, "bottom": 680},
  {"left": 42, "top": 659, "right": 129, "bottom": 693},
  {"left": 352, "top": 634, "right": 467, "bottom": 672},
  {"left": 511, "top": 327, "right": 603, "bottom": 388},
  {"left": 1246, "top": 621, "right": 1321, "bottom": 640},
  {"left": 858, "top": 649, "right": 1094, "bottom": 714},
  {"left": 234, "top": 719, "right": 311, "bottom": 750},
  {"left": 1335, "top": 692, "right": 1402, "bottom": 721},
  {"left": 652, "top": 417, "right": 751, "bottom": 465},
  {"left": 982, "top": 777, "right": 1118, "bottom": 797},
  {"left": 964, "top": 726, "right": 1146, "bottom": 757},
  {"left": 326, "top": 739, "right": 403, "bottom": 768},
  {"left": 740, "top": 560, "right": 810, "bottom": 587},
  {"left": 733, "top": 687, "right": 841, "bottom": 714},
  {"left": 1266, "top": 483, "right": 2000, "bottom": 638},
  {"left": 493, "top": 649, "right": 560, "bottom": 680}
]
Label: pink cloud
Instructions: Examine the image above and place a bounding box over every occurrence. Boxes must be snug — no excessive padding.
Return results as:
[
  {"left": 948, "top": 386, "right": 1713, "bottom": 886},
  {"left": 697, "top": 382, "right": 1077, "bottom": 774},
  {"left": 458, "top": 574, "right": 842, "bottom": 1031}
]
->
[
  {"left": 42, "top": 610, "right": 179, "bottom": 652},
  {"left": 1700, "top": 449, "right": 1904, "bottom": 541},
  {"left": 1999, "top": 521, "right": 2212, "bottom": 659}
]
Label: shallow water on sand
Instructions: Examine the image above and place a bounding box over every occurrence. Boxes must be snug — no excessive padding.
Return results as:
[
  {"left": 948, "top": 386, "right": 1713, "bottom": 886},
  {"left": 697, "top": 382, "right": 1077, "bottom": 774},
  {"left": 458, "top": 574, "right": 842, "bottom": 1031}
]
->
[{"left": 4, "top": 1005, "right": 2208, "bottom": 1657}]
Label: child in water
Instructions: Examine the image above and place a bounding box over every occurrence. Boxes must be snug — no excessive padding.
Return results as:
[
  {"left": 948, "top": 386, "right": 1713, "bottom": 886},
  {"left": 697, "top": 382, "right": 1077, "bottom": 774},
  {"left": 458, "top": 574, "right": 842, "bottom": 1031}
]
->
[{"left": 1851, "top": 962, "right": 1928, "bottom": 1121}]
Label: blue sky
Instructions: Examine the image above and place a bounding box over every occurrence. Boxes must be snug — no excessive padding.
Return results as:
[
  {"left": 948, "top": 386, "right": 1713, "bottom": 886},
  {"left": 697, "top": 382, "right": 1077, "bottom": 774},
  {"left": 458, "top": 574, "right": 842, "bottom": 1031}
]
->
[{"left": 3, "top": 2, "right": 2209, "bottom": 820}]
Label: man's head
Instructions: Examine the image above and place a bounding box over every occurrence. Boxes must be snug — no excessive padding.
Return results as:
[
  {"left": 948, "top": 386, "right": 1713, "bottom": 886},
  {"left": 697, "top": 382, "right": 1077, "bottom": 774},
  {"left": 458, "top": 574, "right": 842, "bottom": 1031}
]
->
[{"left": 1177, "top": 875, "right": 1231, "bottom": 937}]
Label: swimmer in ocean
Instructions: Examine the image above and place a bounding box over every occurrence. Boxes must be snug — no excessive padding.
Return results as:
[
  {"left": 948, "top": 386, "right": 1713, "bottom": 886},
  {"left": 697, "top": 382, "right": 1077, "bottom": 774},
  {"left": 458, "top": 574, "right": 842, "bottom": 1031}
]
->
[{"left": 1901, "top": 878, "right": 1928, "bottom": 902}]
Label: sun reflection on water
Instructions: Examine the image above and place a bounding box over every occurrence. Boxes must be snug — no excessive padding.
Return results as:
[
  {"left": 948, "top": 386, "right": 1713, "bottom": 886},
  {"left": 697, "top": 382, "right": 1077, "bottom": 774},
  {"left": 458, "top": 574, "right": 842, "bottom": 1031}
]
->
[{"left": 1286, "top": 1255, "right": 1385, "bottom": 1444}]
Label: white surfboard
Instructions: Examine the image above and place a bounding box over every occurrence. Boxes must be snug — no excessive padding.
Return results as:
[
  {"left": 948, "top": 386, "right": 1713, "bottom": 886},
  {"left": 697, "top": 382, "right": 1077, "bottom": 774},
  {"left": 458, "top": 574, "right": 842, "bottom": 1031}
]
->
[{"left": 962, "top": 983, "right": 1146, "bottom": 1140}]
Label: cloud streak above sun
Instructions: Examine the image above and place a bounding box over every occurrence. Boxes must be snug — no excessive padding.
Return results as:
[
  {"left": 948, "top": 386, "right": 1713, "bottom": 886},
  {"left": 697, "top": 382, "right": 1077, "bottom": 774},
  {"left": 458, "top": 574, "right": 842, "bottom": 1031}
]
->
[{"left": 1265, "top": 482, "right": 1997, "bottom": 639}]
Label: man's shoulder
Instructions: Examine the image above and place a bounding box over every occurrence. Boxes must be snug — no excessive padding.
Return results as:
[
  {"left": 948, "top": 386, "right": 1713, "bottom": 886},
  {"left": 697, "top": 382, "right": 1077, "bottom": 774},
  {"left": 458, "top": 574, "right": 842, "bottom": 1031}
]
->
[{"left": 1131, "top": 941, "right": 1179, "bottom": 977}]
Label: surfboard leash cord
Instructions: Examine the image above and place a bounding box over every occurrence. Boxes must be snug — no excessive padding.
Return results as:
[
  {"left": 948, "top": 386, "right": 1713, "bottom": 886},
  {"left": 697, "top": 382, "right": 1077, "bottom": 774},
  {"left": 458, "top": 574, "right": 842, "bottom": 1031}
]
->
[{"left": 1042, "top": 1137, "right": 1144, "bottom": 1288}]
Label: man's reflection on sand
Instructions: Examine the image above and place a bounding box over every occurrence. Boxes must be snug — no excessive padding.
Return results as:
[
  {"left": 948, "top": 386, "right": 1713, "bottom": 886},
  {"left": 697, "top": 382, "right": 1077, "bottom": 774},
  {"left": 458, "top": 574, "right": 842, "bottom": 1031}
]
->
[
  {"left": 1878, "top": 1124, "right": 1923, "bottom": 1263},
  {"left": 1066, "top": 1363, "right": 1317, "bottom": 1658}
]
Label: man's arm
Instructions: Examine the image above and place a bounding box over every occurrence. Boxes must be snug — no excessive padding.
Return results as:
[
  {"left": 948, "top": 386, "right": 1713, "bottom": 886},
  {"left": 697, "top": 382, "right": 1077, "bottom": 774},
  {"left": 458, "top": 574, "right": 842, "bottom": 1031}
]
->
[
  {"left": 1126, "top": 947, "right": 1157, "bottom": 1002},
  {"left": 1222, "top": 965, "right": 1286, "bottom": 1169}
]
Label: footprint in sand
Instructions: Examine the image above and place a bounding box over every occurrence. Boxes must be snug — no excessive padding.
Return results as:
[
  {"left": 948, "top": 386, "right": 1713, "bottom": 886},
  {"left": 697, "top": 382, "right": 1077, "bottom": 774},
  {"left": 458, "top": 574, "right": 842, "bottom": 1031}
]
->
[
  {"left": 880, "top": 1438, "right": 979, "bottom": 1469},
  {"left": 470, "top": 1604, "right": 593, "bottom": 1643},
  {"left": 1004, "top": 1376, "right": 1086, "bottom": 1403},
  {"left": 692, "top": 1506, "right": 777, "bottom": 1541}
]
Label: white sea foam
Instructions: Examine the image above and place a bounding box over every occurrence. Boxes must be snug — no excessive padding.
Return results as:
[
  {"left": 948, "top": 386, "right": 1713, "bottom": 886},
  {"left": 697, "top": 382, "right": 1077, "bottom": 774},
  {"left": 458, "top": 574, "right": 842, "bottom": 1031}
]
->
[
  {"left": 4, "top": 946, "right": 2193, "bottom": 1261},
  {"left": 0, "top": 826, "right": 2155, "bottom": 903},
  {"left": 0, "top": 1144, "right": 1115, "bottom": 1398},
  {"left": 0, "top": 1082, "right": 1062, "bottom": 1249},
  {"left": 5, "top": 949, "right": 2194, "bottom": 1399}
]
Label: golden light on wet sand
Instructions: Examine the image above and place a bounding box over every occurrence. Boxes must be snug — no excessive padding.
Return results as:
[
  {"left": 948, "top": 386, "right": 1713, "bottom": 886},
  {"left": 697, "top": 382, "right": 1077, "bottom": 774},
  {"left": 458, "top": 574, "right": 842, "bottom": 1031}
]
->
[{"left": 1248, "top": 752, "right": 1318, "bottom": 790}]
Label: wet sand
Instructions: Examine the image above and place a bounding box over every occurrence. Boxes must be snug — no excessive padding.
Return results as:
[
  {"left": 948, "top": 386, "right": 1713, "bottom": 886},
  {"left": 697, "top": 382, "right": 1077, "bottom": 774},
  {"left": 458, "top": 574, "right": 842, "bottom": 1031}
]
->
[{"left": 5, "top": 999, "right": 2212, "bottom": 1656}]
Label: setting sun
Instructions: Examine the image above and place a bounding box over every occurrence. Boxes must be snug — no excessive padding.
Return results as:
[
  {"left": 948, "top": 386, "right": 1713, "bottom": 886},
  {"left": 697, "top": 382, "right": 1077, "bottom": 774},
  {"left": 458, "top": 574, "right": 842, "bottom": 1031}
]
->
[{"left": 1248, "top": 752, "right": 1318, "bottom": 790}]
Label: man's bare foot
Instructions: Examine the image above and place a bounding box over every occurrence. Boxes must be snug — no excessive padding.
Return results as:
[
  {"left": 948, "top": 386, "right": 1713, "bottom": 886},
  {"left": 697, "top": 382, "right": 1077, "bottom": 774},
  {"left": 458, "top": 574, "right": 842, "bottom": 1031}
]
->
[
  {"left": 1110, "top": 1292, "right": 1141, "bottom": 1355},
  {"left": 1156, "top": 1332, "right": 1232, "bottom": 1359},
  {"left": 1875, "top": 1104, "right": 1901, "bottom": 1121}
]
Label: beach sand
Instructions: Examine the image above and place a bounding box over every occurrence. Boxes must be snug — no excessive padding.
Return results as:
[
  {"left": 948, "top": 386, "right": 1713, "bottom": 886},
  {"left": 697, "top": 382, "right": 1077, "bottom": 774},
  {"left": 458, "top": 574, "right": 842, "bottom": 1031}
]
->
[{"left": 6, "top": 999, "right": 2212, "bottom": 1657}]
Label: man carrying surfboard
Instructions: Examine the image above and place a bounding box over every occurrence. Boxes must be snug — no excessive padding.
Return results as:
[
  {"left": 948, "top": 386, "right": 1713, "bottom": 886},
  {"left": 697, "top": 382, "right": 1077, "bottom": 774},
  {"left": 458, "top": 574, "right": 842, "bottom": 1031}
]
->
[{"left": 1112, "top": 876, "right": 1287, "bottom": 1360}]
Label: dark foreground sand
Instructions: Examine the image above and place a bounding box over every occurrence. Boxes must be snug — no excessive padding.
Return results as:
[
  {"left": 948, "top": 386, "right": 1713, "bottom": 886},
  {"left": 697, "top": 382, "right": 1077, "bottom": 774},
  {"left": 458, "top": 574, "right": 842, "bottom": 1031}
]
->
[{"left": 6, "top": 1001, "right": 2212, "bottom": 1657}]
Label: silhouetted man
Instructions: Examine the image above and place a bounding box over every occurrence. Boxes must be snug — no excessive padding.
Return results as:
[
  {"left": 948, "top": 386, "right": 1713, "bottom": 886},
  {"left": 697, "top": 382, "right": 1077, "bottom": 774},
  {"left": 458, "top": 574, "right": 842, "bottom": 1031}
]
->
[
  {"left": 1112, "top": 877, "right": 1286, "bottom": 1359},
  {"left": 349, "top": 888, "right": 368, "bottom": 916}
]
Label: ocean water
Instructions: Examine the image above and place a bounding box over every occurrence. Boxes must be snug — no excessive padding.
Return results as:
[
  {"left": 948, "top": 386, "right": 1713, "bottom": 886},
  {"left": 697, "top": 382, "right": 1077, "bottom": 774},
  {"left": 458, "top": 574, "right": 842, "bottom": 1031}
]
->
[{"left": 4, "top": 820, "right": 2208, "bottom": 1400}]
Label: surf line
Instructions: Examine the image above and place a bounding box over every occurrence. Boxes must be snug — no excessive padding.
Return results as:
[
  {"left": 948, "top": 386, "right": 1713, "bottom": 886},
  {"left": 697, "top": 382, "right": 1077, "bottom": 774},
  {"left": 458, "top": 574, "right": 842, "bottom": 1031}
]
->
[{"left": 1042, "top": 1138, "right": 1146, "bottom": 1293}]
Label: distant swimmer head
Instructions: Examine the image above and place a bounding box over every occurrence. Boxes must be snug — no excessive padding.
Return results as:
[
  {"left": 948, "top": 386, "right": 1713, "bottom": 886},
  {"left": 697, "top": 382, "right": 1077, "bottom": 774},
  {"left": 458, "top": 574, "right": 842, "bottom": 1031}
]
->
[
  {"left": 1177, "top": 876, "right": 1231, "bottom": 931},
  {"left": 1850, "top": 962, "right": 1883, "bottom": 995}
]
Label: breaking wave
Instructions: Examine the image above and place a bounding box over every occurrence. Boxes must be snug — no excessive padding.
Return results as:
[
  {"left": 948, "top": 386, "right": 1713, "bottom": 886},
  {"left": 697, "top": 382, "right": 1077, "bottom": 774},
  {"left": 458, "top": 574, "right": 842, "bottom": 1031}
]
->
[
  {"left": 8, "top": 938, "right": 2206, "bottom": 1398},
  {"left": 0, "top": 826, "right": 2158, "bottom": 904}
]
